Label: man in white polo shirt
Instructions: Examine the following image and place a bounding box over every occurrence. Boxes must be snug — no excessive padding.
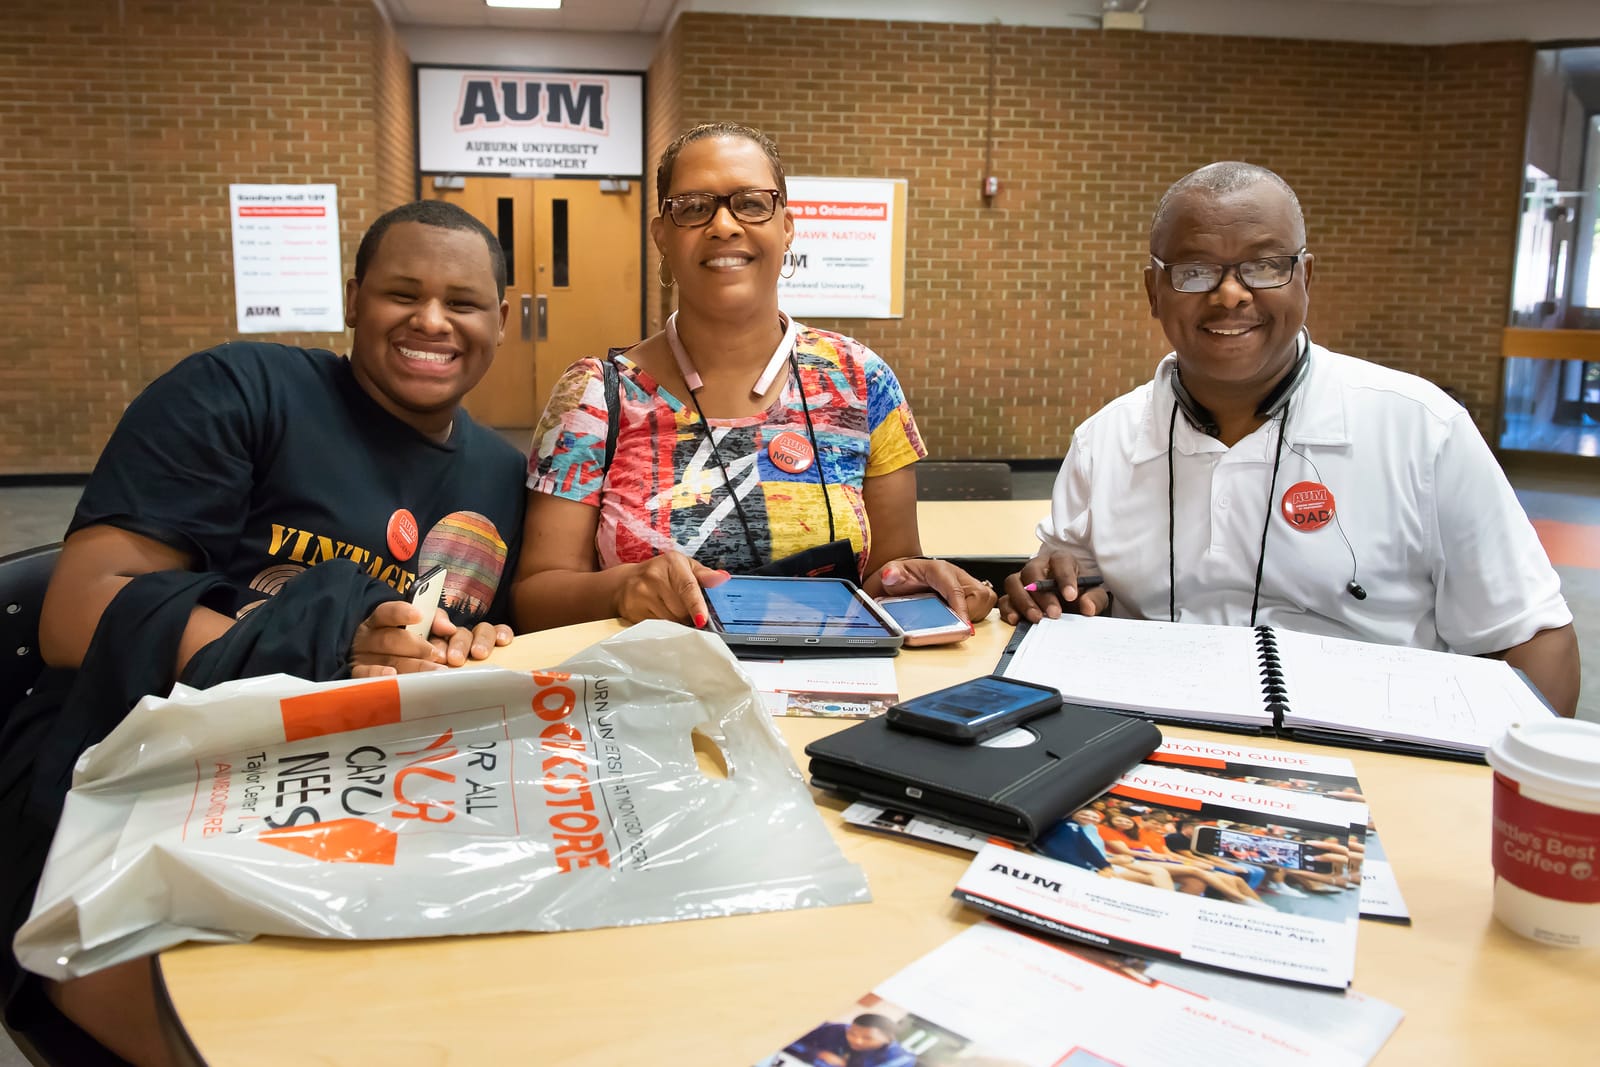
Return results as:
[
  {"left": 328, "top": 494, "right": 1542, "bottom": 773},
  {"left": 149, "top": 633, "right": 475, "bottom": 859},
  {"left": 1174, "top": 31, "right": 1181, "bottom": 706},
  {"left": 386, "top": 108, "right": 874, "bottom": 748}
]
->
[{"left": 1001, "top": 161, "right": 1579, "bottom": 716}]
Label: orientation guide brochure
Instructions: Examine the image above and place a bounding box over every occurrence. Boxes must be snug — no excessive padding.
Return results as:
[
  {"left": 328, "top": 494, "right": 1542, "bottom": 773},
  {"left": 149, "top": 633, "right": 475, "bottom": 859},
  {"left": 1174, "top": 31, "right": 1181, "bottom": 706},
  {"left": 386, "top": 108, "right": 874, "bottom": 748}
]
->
[
  {"left": 1145, "top": 739, "right": 1409, "bottom": 923},
  {"left": 953, "top": 761, "right": 1367, "bottom": 990},
  {"left": 760, "top": 921, "right": 1400, "bottom": 1067},
  {"left": 846, "top": 739, "right": 1407, "bottom": 923}
]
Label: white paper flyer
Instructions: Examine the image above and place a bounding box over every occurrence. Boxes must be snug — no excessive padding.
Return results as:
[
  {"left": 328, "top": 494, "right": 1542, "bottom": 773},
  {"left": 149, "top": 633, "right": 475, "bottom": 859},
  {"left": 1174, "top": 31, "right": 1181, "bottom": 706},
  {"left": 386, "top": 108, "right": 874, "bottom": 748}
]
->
[
  {"left": 759, "top": 922, "right": 1376, "bottom": 1067},
  {"left": 737, "top": 657, "right": 898, "bottom": 718}
]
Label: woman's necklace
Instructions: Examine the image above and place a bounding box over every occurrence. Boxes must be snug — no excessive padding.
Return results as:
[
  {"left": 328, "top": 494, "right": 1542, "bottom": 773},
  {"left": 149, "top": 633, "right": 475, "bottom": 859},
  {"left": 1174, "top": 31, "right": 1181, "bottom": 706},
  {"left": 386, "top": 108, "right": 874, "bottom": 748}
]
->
[{"left": 665, "top": 312, "right": 798, "bottom": 398}]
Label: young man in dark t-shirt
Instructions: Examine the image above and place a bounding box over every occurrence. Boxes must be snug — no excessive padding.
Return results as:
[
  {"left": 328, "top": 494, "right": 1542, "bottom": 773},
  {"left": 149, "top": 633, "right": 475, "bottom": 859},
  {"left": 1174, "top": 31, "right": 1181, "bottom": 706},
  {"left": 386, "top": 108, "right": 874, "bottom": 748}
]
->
[
  {"left": 43, "top": 201, "right": 525, "bottom": 675},
  {"left": 8, "top": 200, "right": 526, "bottom": 1066}
]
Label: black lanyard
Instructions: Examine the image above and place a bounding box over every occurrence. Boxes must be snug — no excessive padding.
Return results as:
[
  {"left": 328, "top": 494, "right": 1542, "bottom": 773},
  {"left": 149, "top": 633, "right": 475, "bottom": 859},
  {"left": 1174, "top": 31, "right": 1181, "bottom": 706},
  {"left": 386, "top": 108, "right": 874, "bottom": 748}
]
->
[{"left": 685, "top": 351, "right": 837, "bottom": 568}]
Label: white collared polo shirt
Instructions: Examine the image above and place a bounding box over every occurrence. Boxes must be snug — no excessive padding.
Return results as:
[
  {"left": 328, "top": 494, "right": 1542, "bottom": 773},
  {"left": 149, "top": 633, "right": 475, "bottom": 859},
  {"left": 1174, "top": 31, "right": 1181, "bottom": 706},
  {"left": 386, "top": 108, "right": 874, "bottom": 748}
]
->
[{"left": 1039, "top": 344, "right": 1571, "bottom": 655}]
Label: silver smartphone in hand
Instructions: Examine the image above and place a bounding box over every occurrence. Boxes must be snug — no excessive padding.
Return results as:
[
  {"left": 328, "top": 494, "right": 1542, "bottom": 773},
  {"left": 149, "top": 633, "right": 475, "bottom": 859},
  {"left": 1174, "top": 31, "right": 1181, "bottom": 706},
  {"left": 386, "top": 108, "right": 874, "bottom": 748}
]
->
[{"left": 408, "top": 566, "right": 447, "bottom": 639}]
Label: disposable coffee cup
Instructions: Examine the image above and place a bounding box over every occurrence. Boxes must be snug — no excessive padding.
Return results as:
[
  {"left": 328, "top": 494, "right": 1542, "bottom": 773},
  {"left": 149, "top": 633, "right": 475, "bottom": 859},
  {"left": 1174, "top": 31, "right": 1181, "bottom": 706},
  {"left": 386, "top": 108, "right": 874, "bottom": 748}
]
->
[{"left": 1486, "top": 718, "right": 1600, "bottom": 948}]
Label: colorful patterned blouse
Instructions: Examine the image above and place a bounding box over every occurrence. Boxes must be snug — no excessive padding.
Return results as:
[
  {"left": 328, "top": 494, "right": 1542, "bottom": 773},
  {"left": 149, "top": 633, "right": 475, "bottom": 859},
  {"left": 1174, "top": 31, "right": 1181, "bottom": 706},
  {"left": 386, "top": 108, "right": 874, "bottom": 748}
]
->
[{"left": 527, "top": 325, "right": 926, "bottom": 575}]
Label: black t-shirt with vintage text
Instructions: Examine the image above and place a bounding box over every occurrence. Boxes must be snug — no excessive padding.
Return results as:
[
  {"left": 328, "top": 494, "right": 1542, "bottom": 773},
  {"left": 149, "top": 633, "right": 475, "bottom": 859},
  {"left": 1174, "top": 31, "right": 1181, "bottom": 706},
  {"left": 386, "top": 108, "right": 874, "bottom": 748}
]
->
[{"left": 69, "top": 343, "right": 525, "bottom": 626}]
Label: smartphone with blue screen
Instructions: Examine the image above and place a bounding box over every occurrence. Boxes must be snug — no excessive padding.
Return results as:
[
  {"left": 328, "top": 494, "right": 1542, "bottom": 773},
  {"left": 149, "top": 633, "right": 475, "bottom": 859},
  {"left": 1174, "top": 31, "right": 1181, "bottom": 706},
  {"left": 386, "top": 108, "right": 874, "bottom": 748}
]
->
[
  {"left": 878, "top": 593, "right": 970, "bottom": 646},
  {"left": 886, "top": 674, "right": 1062, "bottom": 743}
]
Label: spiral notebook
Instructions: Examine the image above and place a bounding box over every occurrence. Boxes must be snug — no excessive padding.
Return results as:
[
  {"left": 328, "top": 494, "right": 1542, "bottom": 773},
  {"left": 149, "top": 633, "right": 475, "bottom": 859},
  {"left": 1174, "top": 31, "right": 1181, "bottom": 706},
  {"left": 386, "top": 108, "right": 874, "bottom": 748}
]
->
[{"left": 999, "top": 616, "right": 1556, "bottom": 762}]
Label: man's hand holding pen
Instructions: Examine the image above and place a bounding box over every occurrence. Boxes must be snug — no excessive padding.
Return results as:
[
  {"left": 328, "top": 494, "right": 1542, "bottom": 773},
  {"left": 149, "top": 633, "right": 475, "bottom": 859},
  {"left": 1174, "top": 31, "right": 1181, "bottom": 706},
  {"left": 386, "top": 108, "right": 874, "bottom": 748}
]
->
[{"left": 999, "top": 550, "right": 1112, "bottom": 624}]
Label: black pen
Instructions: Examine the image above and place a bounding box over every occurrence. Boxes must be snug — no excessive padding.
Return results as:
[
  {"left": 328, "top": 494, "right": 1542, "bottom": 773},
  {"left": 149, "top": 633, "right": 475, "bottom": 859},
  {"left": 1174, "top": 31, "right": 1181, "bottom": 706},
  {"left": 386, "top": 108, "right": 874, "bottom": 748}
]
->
[{"left": 1024, "top": 576, "right": 1104, "bottom": 594}]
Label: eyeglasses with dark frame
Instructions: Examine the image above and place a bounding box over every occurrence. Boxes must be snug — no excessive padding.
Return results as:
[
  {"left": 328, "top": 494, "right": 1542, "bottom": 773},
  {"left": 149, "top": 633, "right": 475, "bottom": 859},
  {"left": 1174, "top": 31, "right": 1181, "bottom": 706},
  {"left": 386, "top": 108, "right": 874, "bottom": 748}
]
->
[
  {"left": 659, "top": 188, "right": 784, "bottom": 228},
  {"left": 1150, "top": 248, "right": 1308, "bottom": 293}
]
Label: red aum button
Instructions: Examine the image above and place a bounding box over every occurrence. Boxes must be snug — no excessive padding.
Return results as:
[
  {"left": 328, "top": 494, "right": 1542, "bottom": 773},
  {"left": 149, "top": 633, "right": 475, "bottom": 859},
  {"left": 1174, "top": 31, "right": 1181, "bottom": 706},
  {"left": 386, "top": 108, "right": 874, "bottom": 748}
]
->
[
  {"left": 767, "top": 430, "right": 815, "bottom": 474},
  {"left": 1280, "top": 480, "right": 1335, "bottom": 532},
  {"left": 387, "top": 508, "right": 419, "bottom": 561}
]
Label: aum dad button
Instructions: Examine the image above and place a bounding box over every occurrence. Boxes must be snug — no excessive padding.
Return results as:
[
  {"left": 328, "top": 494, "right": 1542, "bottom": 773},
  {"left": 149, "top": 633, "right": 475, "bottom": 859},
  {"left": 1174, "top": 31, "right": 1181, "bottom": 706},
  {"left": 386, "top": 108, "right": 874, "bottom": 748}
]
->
[{"left": 1280, "top": 480, "right": 1335, "bottom": 533}]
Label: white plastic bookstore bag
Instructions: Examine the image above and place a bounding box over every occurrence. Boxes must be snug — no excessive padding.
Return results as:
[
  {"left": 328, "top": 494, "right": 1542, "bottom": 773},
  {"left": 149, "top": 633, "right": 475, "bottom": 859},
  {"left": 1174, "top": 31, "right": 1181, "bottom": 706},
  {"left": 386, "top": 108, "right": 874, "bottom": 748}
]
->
[{"left": 16, "top": 622, "right": 869, "bottom": 979}]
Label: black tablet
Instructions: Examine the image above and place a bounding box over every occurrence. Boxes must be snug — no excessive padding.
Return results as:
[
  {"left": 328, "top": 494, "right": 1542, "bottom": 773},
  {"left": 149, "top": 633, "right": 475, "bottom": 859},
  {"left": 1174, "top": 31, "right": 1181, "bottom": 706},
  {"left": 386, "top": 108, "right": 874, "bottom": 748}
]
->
[{"left": 703, "top": 576, "right": 905, "bottom": 653}]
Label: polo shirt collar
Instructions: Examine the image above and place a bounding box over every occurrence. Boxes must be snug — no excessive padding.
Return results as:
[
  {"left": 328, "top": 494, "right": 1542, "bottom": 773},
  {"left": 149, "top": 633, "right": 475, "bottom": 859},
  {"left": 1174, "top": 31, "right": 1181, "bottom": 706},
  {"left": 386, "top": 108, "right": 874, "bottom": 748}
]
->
[{"left": 1129, "top": 337, "right": 1350, "bottom": 466}]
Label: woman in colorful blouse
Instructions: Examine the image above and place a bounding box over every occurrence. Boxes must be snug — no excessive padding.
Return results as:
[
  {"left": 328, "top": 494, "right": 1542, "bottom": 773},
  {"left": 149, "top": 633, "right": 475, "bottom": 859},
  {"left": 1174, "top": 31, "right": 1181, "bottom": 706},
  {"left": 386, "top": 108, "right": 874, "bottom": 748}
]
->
[{"left": 513, "top": 123, "right": 996, "bottom": 630}]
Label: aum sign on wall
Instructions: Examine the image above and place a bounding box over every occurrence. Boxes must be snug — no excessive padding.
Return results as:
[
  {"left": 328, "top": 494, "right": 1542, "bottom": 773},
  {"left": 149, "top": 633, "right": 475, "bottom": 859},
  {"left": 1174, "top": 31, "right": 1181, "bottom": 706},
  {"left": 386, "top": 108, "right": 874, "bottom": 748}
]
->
[{"left": 417, "top": 67, "right": 643, "bottom": 177}]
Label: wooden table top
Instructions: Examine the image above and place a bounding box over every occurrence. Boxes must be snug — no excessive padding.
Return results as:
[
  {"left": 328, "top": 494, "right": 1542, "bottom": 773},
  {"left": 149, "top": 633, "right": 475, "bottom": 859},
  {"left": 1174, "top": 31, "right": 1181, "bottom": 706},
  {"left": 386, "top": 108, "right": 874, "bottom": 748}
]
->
[
  {"left": 914, "top": 499, "right": 1046, "bottom": 558},
  {"left": 156, "top": 617, "right": 1598, "bottom": 1065}
]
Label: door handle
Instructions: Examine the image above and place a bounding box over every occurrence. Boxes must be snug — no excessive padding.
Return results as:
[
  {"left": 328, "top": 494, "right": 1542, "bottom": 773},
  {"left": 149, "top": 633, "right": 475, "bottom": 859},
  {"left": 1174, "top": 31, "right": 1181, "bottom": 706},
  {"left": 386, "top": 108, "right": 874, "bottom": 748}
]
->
[
  {"left": 520, "top": 295, "right": 532, "bottom": 342},
  {"left": 536, "top": 295, "right": 548, "bottom": 341}
]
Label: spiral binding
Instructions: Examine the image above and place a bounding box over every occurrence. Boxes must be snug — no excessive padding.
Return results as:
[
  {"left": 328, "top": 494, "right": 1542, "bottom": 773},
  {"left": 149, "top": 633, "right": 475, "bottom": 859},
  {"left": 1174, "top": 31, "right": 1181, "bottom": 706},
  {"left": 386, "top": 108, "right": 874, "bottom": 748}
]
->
[{"left": 1255, "top": 625, "right": 1289, "bottom": 727}]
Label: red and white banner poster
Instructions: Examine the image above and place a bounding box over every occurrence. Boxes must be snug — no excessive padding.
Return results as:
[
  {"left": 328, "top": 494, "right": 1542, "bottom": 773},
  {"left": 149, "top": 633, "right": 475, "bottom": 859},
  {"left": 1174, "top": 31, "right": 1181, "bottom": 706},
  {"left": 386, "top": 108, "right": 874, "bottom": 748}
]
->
[
  {"left": 229, "top": 184, "right": 344, "bottom": 334},
  {"left": 781, "top": 177, "right": 907, "bottom": 319}
]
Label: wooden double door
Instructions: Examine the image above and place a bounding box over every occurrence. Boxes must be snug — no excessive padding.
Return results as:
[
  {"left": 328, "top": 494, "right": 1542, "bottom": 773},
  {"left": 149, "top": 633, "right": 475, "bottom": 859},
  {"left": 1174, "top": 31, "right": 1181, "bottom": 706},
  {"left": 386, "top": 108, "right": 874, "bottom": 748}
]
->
[{"left": 432, "top": 177, "right": 643, "bottom": 427}]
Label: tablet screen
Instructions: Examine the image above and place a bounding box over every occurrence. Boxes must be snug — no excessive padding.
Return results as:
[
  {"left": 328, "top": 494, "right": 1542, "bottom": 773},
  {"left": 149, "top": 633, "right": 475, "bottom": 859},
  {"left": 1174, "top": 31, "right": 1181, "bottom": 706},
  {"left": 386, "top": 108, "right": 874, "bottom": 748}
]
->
[{"left": 705, "top": 577, "right": 894, "bottom": 637}]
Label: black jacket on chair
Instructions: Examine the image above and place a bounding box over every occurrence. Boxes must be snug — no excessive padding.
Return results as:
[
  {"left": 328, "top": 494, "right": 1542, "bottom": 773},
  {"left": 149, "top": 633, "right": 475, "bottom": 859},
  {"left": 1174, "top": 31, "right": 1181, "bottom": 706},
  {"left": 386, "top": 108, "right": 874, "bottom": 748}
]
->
[{"left": 1, "top": 561, "right": 396, "bottom": 1038}]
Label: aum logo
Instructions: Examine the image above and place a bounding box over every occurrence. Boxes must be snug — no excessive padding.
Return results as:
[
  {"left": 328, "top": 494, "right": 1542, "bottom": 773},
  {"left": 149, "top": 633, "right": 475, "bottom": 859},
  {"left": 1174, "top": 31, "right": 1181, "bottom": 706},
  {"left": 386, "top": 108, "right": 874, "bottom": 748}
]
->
[
  {"left": 244, "top": 306, "right": 280, "bottom": 317},
  {"left": 455, "top": 77, "right": 608, "bottom": 133}
]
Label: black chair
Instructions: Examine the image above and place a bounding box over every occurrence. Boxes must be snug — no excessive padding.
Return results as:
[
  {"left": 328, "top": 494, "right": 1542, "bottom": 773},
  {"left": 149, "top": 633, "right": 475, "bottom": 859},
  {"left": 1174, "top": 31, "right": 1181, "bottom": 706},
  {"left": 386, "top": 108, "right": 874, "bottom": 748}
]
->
[
  {"left": 1, "top": 542, "right": 139, "bottom": 1067},
  {"left": 914, "top": 461, "right": 1013, "bottom": 501},
  {"left": 0, "top": 543, "right": 61, "bottom": 728}
]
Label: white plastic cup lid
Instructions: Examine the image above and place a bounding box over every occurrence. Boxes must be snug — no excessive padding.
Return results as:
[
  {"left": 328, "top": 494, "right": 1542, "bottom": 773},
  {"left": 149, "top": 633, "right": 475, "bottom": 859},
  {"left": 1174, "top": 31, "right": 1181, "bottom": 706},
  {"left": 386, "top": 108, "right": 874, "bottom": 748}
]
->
[{"left": 1487, "top": 718, "right": 1600, "bottom": 803}]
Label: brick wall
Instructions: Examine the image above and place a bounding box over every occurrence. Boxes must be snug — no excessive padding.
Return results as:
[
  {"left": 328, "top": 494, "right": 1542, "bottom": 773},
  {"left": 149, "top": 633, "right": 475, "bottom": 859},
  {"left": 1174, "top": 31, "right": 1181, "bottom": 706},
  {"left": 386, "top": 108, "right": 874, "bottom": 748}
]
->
[
  {"left": 375, "top": 11, "right": 417, "bottom": 209},
  {"left": 2, "top": 11, "right": 1530, "bottom": 472},
  {"left": 646, "top": 19, "right": 684, "bottom": 336},
  {"left": 661, "top": 16, "right": 1529, "bottom": 458},
  {"left": 0, "top": 0, "right": 413, "bottom": 475}
]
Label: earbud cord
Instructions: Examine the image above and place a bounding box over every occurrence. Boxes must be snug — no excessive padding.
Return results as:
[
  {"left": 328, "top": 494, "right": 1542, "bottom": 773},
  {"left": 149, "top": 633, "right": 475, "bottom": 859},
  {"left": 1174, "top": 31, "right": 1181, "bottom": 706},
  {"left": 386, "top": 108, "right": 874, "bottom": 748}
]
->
[
  {"left": 1167, "top": 401, "right": 1179, "bottom": 623},
  {"left": 1166, "top": 395, "right": 1290, "bottom": 625},
  {"left": 1288, "top": 441, "right": 1363, "bottom": 596},
  {"left": 790, "top": 351, "right": 837, "bottom": 544},
  {"left": 687, "top": 385, "right": 762, "bottom": 562},
  {"left": 1251, "top": 409, "right": 1291, "bottom": 626},
  {"left": 686, "top": 354, "right": 833, "bottom": 564}
]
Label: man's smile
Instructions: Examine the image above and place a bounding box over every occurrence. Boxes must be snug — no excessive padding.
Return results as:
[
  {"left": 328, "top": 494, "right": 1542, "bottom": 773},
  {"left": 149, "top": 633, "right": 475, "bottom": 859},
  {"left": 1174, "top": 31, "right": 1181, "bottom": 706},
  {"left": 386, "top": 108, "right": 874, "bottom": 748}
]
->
[{"left": 396, "top": 344, "right": 457, "bottom": 366}]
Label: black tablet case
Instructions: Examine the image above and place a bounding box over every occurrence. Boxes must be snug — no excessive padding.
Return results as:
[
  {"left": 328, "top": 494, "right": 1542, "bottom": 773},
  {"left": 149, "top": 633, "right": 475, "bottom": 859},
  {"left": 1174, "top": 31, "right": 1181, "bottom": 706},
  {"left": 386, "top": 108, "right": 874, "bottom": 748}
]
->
[{"left": 804, "top": 704, "right": 1162, "bottom": 842}]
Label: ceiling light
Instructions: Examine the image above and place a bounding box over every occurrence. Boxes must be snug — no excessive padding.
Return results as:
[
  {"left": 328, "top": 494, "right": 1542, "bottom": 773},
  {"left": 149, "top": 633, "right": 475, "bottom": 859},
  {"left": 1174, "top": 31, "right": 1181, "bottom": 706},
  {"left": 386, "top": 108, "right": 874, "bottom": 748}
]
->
[{"left": 485, "top": 0, "right": 562, "bottom": 9}]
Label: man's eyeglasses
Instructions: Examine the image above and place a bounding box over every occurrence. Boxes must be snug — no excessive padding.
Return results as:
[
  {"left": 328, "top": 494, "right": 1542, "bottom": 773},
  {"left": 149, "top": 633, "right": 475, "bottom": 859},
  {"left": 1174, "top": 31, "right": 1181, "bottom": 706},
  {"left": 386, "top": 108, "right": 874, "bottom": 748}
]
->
[
  {"left": 1150, "top": 248, "right": 1308, "bottom": 293},
  {"left": 659, "top": 188, "right": 784, "bottom": 228}
]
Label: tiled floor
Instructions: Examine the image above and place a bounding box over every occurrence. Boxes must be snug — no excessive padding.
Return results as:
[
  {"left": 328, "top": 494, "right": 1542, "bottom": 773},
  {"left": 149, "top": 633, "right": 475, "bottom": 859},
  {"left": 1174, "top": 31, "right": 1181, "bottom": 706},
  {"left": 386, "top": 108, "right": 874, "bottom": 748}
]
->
[{"left": 1501, "top": 415, "right": 1600, "bottom": 458}]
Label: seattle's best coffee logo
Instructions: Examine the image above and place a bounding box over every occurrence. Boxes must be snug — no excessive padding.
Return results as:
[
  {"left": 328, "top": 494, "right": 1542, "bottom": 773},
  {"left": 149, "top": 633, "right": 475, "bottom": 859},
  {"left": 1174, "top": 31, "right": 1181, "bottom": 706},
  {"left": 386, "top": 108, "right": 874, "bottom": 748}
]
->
[{"left": 454, "top": 76, "right": 609, "bottom": 133}]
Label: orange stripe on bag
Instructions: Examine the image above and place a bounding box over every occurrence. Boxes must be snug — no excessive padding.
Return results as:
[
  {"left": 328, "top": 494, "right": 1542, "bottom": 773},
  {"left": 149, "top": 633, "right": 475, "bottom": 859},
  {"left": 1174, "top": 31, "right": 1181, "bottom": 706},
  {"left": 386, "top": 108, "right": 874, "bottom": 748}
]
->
[
  {"left": 259, "top": 818, "right": 398, "bottom": 866},
  {"left": 280, "top": 679, "right": 403, "bottom": 742}
]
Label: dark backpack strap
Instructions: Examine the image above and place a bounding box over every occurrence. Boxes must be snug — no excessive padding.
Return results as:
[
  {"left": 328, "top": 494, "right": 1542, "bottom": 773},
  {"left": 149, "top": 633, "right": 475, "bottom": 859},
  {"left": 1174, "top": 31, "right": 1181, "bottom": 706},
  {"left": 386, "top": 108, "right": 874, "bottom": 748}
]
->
[{"left": 602, "top": 350, "right": 620, "bottom": 471}]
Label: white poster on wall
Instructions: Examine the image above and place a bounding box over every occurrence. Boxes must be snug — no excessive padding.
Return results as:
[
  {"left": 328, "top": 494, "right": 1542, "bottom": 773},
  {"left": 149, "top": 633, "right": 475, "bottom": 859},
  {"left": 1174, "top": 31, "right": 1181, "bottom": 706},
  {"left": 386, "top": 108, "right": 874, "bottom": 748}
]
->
[
  {"left": 228, "top": 184, "right": 344, "bottom": 334},
  {"left": 780, "top": 177, "right": 907, "bottom": 319},
  {"left": 416, "top": 67, "right": 644, "bottom": 177}
]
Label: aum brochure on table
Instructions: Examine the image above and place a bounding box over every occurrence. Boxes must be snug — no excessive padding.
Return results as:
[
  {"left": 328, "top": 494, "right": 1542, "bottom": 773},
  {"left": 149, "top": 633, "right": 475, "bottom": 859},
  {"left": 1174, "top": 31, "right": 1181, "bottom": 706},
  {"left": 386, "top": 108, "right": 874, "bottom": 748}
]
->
[
  {"left": 758, "top": 921, "right": 1386, "bottom": 1067},
  {"left": 844, "top": 738, "right": 1408, "bottom": 923},
  {"left": 736, "top": 656, "right": 898, "bottom": 718},
  {"left": 1147, "top": 739, "right": 1410, "bottom": 923},
  {"left": 953, "top": 763, "right": 1367, "bottom": 990}
]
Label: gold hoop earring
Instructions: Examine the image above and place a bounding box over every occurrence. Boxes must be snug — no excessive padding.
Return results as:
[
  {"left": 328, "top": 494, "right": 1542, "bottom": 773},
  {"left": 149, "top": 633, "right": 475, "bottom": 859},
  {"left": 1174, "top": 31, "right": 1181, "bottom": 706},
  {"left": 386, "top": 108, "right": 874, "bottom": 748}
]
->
[
  {"left": 780, "top": 253, "right": 796, "bottom": 281},
  {"left": 658, "top": 260, "right": 674, "bottom": 288}
]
